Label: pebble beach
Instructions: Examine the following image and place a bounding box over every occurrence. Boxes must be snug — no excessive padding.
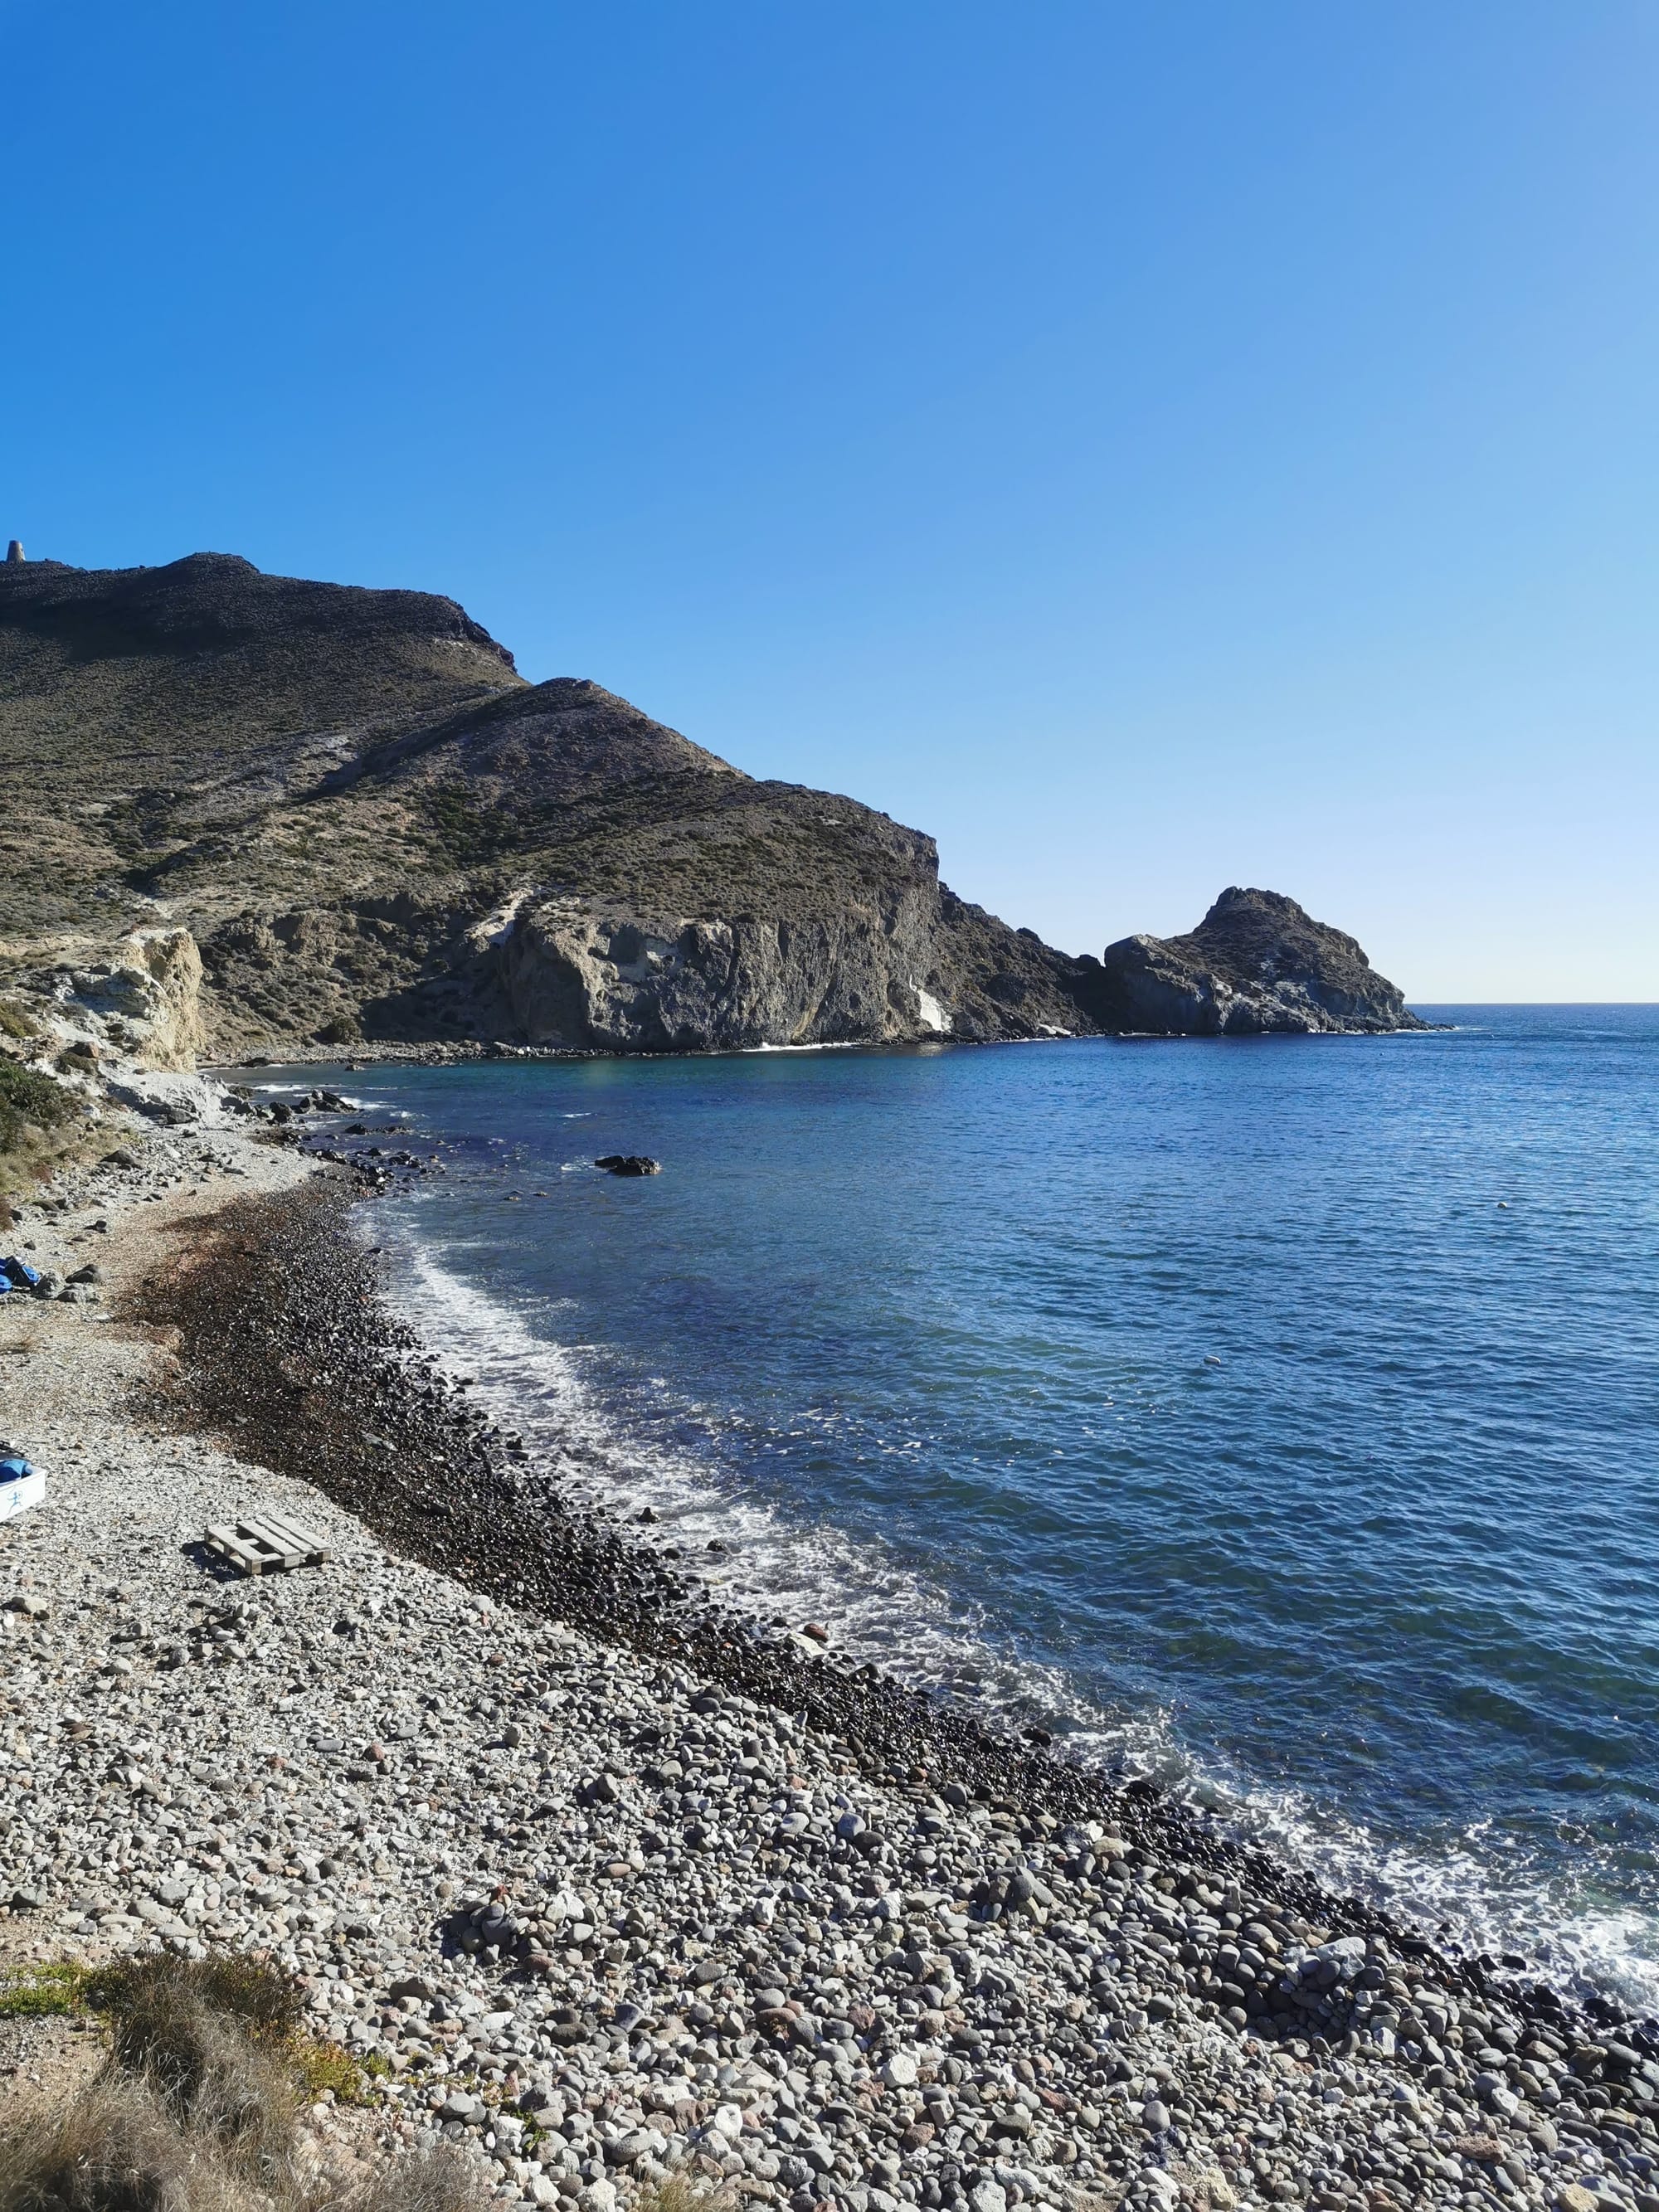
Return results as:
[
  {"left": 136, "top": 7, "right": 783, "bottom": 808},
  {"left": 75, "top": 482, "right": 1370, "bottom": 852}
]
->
[{"left": 2, "top": 1117, "right": 1657, "bottom": 2212}]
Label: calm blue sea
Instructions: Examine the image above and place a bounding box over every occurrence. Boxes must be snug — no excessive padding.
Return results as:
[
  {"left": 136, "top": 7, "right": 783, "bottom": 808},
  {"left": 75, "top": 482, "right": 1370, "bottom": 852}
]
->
[{"left": 269, "top": 1009, "right": 1659, "bottom": 2010}]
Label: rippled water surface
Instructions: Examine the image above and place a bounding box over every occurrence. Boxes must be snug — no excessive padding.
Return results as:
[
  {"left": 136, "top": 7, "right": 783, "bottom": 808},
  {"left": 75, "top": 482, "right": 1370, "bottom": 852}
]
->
[{"left": 274, "top": 1009, "right": 1659, "bottom": 2005}]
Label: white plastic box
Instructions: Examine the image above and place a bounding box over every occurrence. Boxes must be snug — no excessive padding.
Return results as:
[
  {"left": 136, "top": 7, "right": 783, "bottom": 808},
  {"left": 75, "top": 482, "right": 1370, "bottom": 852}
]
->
[{"left": 0, "top": 1469, "right": 46, "bottom": 1523}]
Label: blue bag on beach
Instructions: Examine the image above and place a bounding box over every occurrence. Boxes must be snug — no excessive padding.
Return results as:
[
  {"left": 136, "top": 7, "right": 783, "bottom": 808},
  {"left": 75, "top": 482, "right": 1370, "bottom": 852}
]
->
[
  {"left": 0, "top": 1257, "right": 41, "bottom": 1290},
  {"left": 0, "top": 1456, "right": 32, "bottom": 1485}
]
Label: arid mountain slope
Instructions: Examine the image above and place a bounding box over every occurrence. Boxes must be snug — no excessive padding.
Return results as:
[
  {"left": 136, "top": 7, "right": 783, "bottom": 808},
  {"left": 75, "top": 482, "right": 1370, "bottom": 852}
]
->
[
  {"left": 1, "top": 554, "right": 1098, "bottom": 1053},
  {"left": 1, "top": 550, "right": 518, "bottom": 778}
]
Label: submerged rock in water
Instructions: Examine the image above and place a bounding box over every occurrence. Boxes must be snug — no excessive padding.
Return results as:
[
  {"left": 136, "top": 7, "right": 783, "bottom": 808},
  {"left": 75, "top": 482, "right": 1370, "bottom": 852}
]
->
[
  {"left": 595, "top": 1154, "right": 660, "bottom": 1175},
  {"left": 1098, "top": 885, "right": 1424, "bottom": 1036}
]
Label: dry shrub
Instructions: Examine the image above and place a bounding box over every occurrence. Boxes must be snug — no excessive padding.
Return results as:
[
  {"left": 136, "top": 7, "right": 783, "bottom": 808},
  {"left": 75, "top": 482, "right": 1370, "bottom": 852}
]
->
[
  {"left": 88, "top": 1954, "right": 303, "bottom": 2084},
  {"left": 90, "top": 1953, "right": 306, "bottom": 2045},
  {"left": 178, "top": 2015, "right": 298, "bottom": 2177},
  {"left": 1, "top": 1952, "right": 491, "bottom": 2212},
  {"left": 328, "top": 2146, "right": 489, "bottom": 2212},
  {"left": 83, "top": 1954, "right": 301, "bottom": 2176},
  {"left": 0, "top": 2073, "right": 243, "bottom": 2212},
  {"left": 630, "top": 2183, "right": 737, "bottom": 2212}
]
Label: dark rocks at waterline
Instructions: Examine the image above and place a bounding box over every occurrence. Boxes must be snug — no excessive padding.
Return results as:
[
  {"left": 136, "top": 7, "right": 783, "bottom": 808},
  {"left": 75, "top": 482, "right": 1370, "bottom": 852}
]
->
[
  {"left": 596, "top": 1155, "right": 661, "bottom": 1177},
  {"left": 132, "top": 1177, "right": 1657, "bottom": 2106},
  {"left": 141, "top": 1178, "right": 1121, "bottom": 1834},
  {"left": 134, "top": 1184, "right": 1270, "bottom": 1855}
]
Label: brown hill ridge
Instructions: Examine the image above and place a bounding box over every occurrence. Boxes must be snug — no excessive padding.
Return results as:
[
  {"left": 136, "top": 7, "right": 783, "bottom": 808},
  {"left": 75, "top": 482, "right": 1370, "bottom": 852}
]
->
[{"left": 0, "top": 552, "right": 1418, "bottom": 1056}]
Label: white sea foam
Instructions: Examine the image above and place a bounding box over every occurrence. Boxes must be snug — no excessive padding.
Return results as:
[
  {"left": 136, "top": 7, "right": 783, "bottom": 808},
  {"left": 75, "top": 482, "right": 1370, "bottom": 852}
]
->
[
  {"left": 745, "top": 1040, "right": 865, "bottom": 1054},
  {"left": 382, "top": 1224, "right": 1058, "bottom": 1697},
  {"left": 377, "top": 1217, "right": 1659, "bottom": 2017},
  {"left": 255, "top": 1084, "right": 371, "bottom": 1106}
]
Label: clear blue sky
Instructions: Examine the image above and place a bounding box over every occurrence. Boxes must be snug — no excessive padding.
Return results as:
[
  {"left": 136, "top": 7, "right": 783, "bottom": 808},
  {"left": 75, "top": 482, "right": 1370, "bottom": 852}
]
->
[{"left": 7, "top": 2, "right": 1657, "bottom": 998}]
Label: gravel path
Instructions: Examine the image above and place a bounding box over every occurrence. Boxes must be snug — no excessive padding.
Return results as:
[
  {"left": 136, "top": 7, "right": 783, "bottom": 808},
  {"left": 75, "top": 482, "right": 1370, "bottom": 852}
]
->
[{"left": 1, "top": 1127, "right": 1656, "bottom": 2212}]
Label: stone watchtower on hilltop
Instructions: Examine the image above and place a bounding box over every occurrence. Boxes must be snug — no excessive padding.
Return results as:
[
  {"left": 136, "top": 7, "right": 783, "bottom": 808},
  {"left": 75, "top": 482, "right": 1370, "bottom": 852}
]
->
[{"left": 5, "top": 541, "right": 22, "bottom": 563}]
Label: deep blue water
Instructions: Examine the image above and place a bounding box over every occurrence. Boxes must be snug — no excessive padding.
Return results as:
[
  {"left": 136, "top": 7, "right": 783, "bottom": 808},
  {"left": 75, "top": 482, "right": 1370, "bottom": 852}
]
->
[{"left": 267, "top": 1009, "right": 1659, "bottom": 2007}]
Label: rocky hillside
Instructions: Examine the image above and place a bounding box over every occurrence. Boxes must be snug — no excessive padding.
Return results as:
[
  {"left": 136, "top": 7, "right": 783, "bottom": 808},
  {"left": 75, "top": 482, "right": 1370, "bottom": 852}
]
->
[
  {"left": 1097, "top": 887, "right": 1423, "bottom": 1035},
  {"left": 0, "top": 553, "right": 1099, "bottom": 1056},
  {"left": 0, "top": 552, "right": 1418, "bottom": 1062}
]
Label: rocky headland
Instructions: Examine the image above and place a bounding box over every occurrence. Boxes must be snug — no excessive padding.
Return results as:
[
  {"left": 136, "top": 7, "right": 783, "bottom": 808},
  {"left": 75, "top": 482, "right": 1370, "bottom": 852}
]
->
[
  {"left": 0, "top": 552, "right": 1418, "bottom": 1070},
  {"left": 1096, "top": 891, "right": 1422, "bottom": 1038},
  {"left": 0, "top": 552, "right": 1481, "bottom": 2205}
]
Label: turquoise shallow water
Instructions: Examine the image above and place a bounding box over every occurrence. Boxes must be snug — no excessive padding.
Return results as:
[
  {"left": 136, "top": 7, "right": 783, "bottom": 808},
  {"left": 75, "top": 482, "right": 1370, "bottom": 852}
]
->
[{"left": 270, "top": 1009, "right": 1659, "bottom": 2009}]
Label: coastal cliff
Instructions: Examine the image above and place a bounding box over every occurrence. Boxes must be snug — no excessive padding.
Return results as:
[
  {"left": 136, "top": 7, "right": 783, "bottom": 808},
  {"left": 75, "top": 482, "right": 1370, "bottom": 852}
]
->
[
  {"left": 0, "top": 552, "right": 1416, "bottom": 1059},
  {"left": 0, "top": 556, "right": 1094, "bottom": 1056}
]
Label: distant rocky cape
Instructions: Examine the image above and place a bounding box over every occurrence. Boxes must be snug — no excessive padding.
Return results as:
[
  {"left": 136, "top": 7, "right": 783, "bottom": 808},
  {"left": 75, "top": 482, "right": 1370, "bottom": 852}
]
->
[
  {"left": 0, "top": 552, "right": 1419, "bottom": 1057},
  {"left": 1100, "top": 887, "right": 1423, "bottom": 1037}
]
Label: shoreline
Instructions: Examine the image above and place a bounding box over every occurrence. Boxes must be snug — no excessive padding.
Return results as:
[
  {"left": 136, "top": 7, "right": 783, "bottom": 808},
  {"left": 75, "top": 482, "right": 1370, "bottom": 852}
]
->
[
  {"left": 256, "top": 1048, "right": 1590, "bottom": 2005},
  {"left": 2, "top": 1127, "right": 1657, "bottom": 2210},
  {"left": 207, "top": 1017, "right": 1451, "bottom": 1084}
]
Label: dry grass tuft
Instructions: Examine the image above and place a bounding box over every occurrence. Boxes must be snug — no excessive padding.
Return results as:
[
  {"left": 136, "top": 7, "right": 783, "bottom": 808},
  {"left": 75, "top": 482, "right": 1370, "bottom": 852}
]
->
[
  {"left": 81, "top": 1953, "right": 304, "bottom": 2176},
  {"left": 0, "top": 2088, "right": 494, "bottom": 2212},
  {"left": 0, "top": 2073, "right": 244, "bottom": 2212},
  {"left": 180, "top": 2017, "right": 299, "bottom": 2176},
  {"left": 0, "top": 1951, "right": 492, "bottom": 2212},
  {"left": 328, "top": 2145, "right": 490, "bottom": 2212},
  {"left": 630, "top": 2181, "right": 737, "bottom": 2212},
  {"left": 87, "top": 1952, "right": 307, "bottom": 2049}
]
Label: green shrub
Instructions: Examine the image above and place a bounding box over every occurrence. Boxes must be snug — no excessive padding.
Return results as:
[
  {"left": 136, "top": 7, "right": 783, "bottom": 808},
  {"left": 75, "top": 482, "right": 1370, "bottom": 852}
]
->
[
  {"left": 0, "top": 1053, "right": 77, "bottom": 1151},
  {"left": 292, "top": 2035, "right": 373, "bottom": 2103},
  {"left": 421, "top": 781, "right": 513, "bottom": 866},
  {"left": 0, "top": 1959, "right": 91, "bottom": 2018},
  {"left": 631, "top": 2182, "right": 736, "bottom": 2212}
]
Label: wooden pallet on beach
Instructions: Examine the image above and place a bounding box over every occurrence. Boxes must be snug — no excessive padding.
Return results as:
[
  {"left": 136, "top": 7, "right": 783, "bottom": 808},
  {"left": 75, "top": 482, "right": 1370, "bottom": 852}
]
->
[{"left": 203, "top": 1510, "right": 330, "bottom": 1578}]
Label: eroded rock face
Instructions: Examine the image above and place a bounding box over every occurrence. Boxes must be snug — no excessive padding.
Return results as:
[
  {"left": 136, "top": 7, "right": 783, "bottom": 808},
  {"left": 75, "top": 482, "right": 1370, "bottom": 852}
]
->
[
  {"left": 0, "top": 555, "right": 1101, "bottom": 1053},
  {"left": 12, "top": 927, "right": 209, "bottom": 1072},
  {"left": 1099, "top": 887, "right": 1423, "bottom": 1036},
  {"left": 499, "top": 892, "right": 952, "bottom": 1050},
  {"left": 100, "top": 929, "right": 207, "bottom": 1070},
  {"left": 0, "top": 556, "right": 1423, "bottom": 1057},
  {"left": 0, "top": 927, "right": 233, "bottom": 1148}
]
